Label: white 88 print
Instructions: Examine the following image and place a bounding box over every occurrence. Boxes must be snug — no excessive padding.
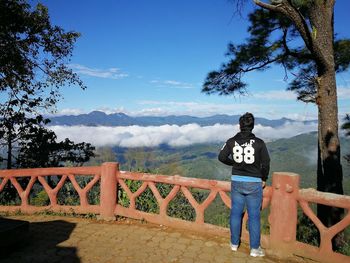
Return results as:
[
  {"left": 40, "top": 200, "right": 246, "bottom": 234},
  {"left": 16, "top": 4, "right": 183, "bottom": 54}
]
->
[{"left": 232, "top": 141, "right": 255, "bottom": 164}]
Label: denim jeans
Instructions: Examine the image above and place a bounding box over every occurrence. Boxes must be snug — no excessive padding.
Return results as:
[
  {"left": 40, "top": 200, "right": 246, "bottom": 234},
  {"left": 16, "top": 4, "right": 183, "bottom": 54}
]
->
[{"left": 230, "top": 181, "right": 263, "bottom": 249}]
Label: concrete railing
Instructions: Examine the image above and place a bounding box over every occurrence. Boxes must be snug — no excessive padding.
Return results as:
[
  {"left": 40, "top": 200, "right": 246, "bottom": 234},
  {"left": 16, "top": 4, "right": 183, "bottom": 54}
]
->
[{"left": 0, "top": 162, "right": 349, "bottom": 263}]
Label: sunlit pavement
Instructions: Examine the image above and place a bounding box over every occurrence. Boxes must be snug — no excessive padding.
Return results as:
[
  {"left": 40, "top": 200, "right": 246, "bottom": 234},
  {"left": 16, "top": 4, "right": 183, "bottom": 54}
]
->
[{"left": 1, "top": 215, "right": 314, "bottom": 263}]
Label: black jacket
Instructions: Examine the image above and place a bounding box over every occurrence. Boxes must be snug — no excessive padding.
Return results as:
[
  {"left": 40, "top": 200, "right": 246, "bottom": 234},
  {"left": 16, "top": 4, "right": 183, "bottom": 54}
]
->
[{"left": 218, "top": 131, "right": 270, "bottom": 181}]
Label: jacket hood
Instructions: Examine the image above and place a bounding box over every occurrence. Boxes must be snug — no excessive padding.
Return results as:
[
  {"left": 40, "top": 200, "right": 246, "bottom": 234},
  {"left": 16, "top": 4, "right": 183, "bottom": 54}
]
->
[{"left": 236, "top": 131, "right": 256, "bottom": 139}]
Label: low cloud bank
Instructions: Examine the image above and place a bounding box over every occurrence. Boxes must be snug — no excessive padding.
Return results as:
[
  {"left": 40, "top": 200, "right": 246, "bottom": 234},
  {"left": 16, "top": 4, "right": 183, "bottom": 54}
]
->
[{"left": 50, "top": 122, "right": 317, "bottom": 148}]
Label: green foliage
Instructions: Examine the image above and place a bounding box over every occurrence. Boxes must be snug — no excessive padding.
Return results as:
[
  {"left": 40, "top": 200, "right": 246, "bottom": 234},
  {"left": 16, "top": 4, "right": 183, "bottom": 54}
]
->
[
  {"left": 118, "top": 179, "right": 201, "bottom": 221},
  {"left": 118, "top": 181, "right": 131, "bottom": 208},
  {"left": 261, "top": 208, "right": 270, "bottom": 235},
  {"left": 118, "top": 179, "right": 159, "bottom": 213},
  {"left": 17, "top": 125, "right": 95, "bottom": 168},
  {"left": 30, "top": 190, "right": 50, "bottom": 206},
  {"left": 204, "top": 195, "right": 230, "bottom": 227},
  {"left": 137, "top": 188, "right": 159, "bottom": 214},
  {"left": 0, "top": 0, "right": 84, "bottom": 94},
  {"left": 335, "top": 227, "right": 350, "bottom": 256},
  {"left": 167, "top": 191, "right": 196, "bottom": 221},
  {"left": 0, "top": 1, "right": 95, "bottom": 207},
  {"left": 202, "top": 8, "right": 299, "bottom": 95},
  {"left": 88, "top": 147, "right": 116, "bottom": 166},
  {"left": 57, "top": 181, "right": 80, "bottom": 206},
  {"left": 87, "top": 182, "right": 100, "bottom": 205},
  {"left": 84, "top": 213, "right": 97, "bottom": 219},
  {"left": 117, "top": 177, "right": 231, "bottom": 225},
  {"left": 0, "top": 183, "right": 21, "bottom": 205},
  {"left": 202, "top": 3, "right": 350, "bottom": 102},
  {"left": 0, "top": 128, "right": 95, "bottom": 205},
  {"left": 0, "top": 0, "right": 89, "bottom": 169},
  {"left": 54, "top": 176, "right": 101, "bottom": 206},
  {"left": 297, "top": 213, "right": 319, "bottom": 246},
  {"left": 287, "top": 37, "right": 350, "bottom": 102},
  {"left": 334, "top": 40, "right": 350, "bottom": 73}
]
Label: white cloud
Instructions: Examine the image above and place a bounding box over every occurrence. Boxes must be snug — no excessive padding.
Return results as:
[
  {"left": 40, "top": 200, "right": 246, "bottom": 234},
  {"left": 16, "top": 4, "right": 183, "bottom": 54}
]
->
[
  {"left": 301, "top": 147, "right": 318, "bottom": 166},
  {"left": 69, "top": 64, "right": 128, "bottom": 79},
  {"left": 252, "top": 86, "right": 349, "bottom": 101},
  {"left": 50, "top": 121, "right": 317, "bottom": 148},
  {"left": 338, "top": 87, "right": 350, "bottom": 99},
  {"left": 253, "top": 90, "right": 297, "bottom": 100},
  {"left": 253, "top": 122, "right": 317, "bottom": 141},
  {"left": 136, "top": 108, "right": 168, "bottom": 116},
  {"left": 150, "top": 79, "right": 195, "bottom": 89},
  {"left": 136, "top": 100, "right": 263, "bottom": 117}
]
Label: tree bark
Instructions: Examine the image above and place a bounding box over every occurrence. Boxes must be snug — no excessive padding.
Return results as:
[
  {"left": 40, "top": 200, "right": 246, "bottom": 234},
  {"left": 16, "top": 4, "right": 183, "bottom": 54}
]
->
[
  {"left": 316, "top": 69, "right": 344, "bottom": 248},
  {"left": 316, "top": 69, "right": 343, "bottom": 201},
  {"left": 312, "top": 3, "right": 344, "bottom": 248}
]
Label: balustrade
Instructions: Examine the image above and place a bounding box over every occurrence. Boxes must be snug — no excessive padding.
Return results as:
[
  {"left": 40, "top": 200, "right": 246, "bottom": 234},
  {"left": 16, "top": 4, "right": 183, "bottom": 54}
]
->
[{"left": 0, "top": 162, "right": 349, "bottom": 263}]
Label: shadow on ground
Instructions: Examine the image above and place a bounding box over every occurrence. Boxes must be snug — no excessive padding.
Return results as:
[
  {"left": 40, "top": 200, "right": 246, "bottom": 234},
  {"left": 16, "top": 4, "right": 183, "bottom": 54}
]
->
[{"left": 0, "top": 218, "right": 79, "bottom": 263}]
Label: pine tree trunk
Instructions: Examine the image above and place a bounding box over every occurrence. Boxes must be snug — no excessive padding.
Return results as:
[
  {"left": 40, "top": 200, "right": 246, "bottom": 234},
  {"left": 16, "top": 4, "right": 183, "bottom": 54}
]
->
[
  {"left": 316, "top": 68, "right": 344, "bottom": 249},
  {"left": 316, "top": 69, "right": 343, "bottom": 192},
  {"left": 306, "top": 2, "right": 344, "bottom": 248}
]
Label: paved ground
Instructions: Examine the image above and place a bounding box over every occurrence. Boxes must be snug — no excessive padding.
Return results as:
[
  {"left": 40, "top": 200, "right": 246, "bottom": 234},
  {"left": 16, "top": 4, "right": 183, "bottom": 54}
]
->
[{"left": 0, "top": 215, "right": 314, "bottom": 263}]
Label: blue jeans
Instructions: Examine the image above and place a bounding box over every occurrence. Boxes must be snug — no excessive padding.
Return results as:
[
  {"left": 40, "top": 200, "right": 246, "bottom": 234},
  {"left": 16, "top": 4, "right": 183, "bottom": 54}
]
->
[{"left": 230, "top": 181, "right": 262, "bottom": 249}]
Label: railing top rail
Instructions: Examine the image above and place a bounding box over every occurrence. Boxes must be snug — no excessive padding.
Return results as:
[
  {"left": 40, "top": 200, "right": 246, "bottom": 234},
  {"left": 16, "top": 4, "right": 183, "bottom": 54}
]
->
[
  {"left": 273, "top": 171, "right": 300, "bottom": 177},
  {"left": 0, "top": 166, "right": 101, "bottom": 178},
  {"left": 118, "top": 170, "right": 231, "bottom": 191},
  {"left": 298, "top": 188, "right": 350, "bottom": 208}
]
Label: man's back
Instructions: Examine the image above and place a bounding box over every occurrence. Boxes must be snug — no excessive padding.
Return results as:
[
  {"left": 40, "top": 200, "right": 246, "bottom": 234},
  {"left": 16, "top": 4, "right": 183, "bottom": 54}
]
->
[{"left": 218, "top": 131, "right": 270, "bottom": 181}]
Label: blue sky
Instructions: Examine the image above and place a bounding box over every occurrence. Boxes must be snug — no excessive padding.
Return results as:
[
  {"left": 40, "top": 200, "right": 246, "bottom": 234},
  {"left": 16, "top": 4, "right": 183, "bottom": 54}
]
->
[{"left": 40, "top": 0, "right": 350, "bottom": 120}]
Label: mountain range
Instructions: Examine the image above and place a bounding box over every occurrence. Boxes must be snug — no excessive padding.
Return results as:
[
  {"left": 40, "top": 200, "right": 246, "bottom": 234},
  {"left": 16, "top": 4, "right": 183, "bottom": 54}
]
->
[{"left": 48, "top": 111, "right": 317, "bottom": 127}]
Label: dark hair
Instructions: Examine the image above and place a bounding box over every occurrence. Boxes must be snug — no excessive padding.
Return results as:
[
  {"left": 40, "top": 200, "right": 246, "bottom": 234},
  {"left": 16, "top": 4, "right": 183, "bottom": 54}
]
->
[{"left": 239, "top": 112, "right": 254, "bottom": 132}]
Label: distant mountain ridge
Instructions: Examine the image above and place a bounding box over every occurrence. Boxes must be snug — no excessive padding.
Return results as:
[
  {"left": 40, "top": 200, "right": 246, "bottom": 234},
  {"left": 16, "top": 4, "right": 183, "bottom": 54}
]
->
[{"left": 48, "top": 111, "right": 317, "bottom": 127}]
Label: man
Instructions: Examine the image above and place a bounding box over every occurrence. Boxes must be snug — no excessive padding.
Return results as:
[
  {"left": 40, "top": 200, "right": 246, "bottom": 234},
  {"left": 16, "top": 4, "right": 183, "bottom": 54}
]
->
[{"left": 218, "top": 112, "right": 270, "bottom": 257}]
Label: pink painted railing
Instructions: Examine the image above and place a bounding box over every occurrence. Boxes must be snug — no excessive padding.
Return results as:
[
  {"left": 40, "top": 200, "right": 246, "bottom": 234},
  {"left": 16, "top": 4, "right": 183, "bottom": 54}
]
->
[
  {"left": 0, "top": 162, "right": 349, "bottom": 263},
  {"left": 0, "top": 165, "right": 102, "bottom": 215},
  {"left": 296, "top": 189, "right": 350, "bottom": 263},
  {"left": 116, "top": 167, "right": 272, "bottom": 244}
]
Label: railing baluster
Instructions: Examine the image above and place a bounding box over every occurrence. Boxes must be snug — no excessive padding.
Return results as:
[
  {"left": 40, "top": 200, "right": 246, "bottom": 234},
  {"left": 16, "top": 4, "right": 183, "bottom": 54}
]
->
[{"left": 99, "top": 162, "right": 117, "bottom": 221}]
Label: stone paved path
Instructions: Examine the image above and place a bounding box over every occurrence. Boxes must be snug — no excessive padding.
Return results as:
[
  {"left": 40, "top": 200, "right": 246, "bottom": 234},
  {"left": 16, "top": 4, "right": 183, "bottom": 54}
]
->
[{"left": 1, "top": 215, "right": 314, "bottom": 263}]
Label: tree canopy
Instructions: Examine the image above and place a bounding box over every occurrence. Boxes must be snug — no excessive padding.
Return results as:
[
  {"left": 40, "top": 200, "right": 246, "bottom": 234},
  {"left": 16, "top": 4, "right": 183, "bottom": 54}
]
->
[
  {"left": 0, "top": 0, "right": 84, "bottom": 97},
  {"left": 202, "top": 6, "right": 350, "bottom": 102},
  {"left": 0, "top": 0, "right": 93, "bottom": 169}
]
